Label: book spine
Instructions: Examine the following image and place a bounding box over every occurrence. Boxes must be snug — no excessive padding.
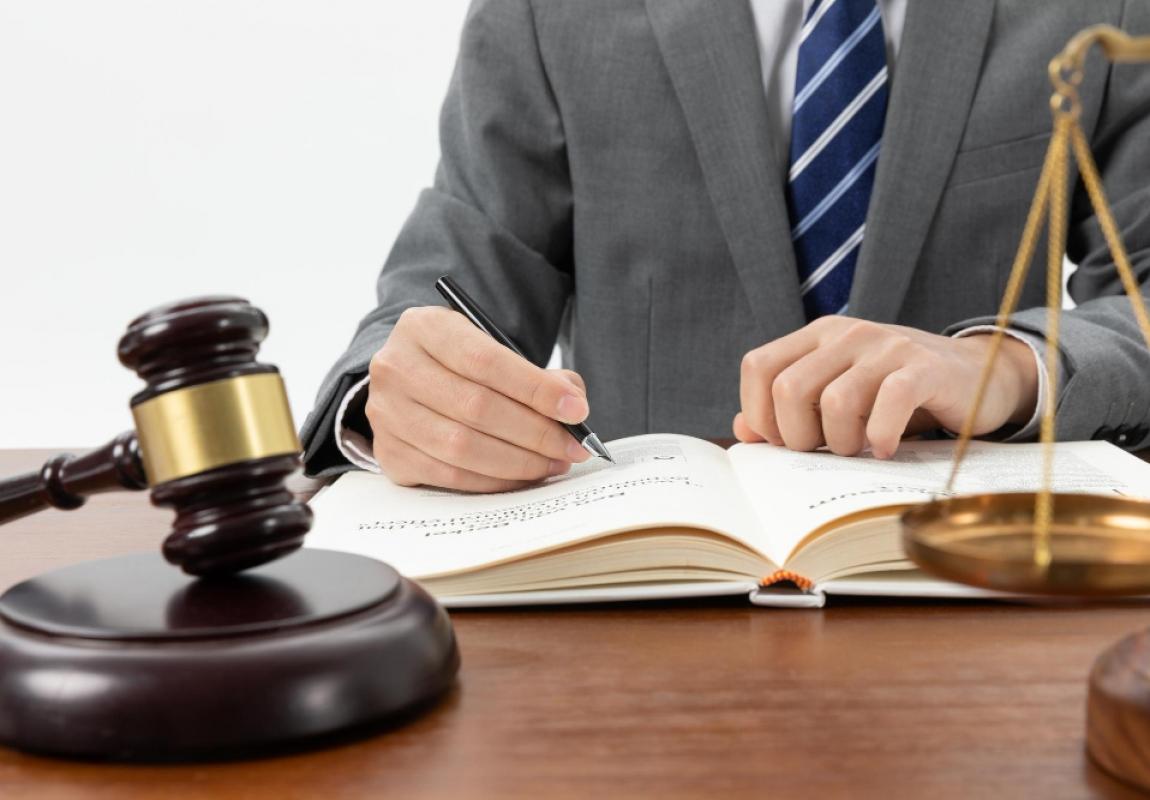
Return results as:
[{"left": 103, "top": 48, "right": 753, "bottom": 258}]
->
[
  {"left": 748, "top": 585, "right": 827, "bottom": 609},
  {"left": 760, "top": 569, "right": 815, "bottom": 591}
]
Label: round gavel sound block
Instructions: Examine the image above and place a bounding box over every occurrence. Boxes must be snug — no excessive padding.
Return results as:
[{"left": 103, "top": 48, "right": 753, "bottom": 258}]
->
[
  {"left": 1087, "top": 629, "right": 1150, "bottom": 791},
  {"left": 0, "top": 296, "right": 460, "bottom": 760},
  {"left": 0, "top": 551, "right": 459, "bottom": 759}
]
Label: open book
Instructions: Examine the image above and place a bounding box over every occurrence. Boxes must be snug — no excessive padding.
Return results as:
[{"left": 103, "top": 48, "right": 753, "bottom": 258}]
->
[{"left": 305, "top": 435, "right": 1150, "bottom": 608}]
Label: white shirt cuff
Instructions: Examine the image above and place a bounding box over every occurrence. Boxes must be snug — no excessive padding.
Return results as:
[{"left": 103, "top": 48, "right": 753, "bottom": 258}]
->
[
  {"left": 950, "top": 326, "right": 1050, "bottom": 442},
  {"left": 333, "top": 374, "right": 381, "bottom": 473}
]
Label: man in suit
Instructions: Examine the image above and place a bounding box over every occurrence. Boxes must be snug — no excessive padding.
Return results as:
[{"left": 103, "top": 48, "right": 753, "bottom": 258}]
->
[{"left": 301, "top": 0, "right": 1150, "bottom": 492}]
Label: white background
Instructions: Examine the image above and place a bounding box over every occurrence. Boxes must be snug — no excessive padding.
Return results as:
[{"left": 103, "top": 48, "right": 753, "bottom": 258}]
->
[
  {"left": 0, "top": 1, "right": 472, "bottom": 447},
  {"left": 0, "top": 2, "right": 1079, "bottom": 450}
]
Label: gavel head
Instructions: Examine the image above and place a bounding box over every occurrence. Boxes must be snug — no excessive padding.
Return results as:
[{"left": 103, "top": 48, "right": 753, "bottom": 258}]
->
[{"left": 117, "top": 296, "right": 312, "bottom": 577}]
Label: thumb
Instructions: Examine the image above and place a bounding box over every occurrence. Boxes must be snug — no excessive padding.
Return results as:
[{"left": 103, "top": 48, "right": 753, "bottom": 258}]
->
[{"left": 553, "top": 369, "right": 587, "bottom": 396}]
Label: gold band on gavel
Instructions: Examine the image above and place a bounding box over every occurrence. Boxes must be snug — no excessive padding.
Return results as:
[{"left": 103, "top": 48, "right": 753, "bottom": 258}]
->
[{"left": 131, "top": 373, "right": 302, "bottom": 486}]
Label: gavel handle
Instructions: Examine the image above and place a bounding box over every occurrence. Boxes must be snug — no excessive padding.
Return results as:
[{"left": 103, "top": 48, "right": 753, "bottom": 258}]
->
[{"left": 0, "top": 431, "right": 148, "bottom": 526}]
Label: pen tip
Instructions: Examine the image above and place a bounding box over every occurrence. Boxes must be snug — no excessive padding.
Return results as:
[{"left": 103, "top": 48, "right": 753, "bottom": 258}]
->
[{"left": 583, "top": 433, "right": 614, "bottom": 463}]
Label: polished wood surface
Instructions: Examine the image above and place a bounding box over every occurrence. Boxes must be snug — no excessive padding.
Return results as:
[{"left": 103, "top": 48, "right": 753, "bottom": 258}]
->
[{"left": 1, "top": 448, "right": 1149, "bottom": 798}]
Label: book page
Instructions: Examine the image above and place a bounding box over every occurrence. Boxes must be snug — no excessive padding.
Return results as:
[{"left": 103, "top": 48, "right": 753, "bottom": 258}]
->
[
  {"left": 306, "top": 434, "right": 762, "bottom": 578},
  {"left": 729, "top": 439, "right": 1150, "bottom": 567}
]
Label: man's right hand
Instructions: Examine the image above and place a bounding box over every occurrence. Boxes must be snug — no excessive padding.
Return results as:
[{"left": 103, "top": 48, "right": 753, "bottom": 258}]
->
[{"left": 366, "top": 306, "right": 592, "bottom": 493}]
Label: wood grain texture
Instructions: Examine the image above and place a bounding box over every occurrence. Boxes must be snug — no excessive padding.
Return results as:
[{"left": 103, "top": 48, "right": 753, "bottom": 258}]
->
[{"left": 0, "top": 448, "right": 1149, "bottom": 799}]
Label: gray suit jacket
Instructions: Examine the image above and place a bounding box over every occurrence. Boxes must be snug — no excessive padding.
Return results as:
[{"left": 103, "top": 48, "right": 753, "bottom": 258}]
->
[{"left": 301, "top": 0, "right": 1150, "bottom": 477}]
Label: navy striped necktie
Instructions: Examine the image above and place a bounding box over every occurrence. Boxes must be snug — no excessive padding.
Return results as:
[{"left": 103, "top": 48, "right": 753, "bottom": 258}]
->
[{"left": 786, "top": 0, "right": 889, "bottom": 320}]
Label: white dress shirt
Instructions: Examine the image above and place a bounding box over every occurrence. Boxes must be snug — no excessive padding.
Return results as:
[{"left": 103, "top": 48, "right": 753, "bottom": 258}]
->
[
  {"left": 749, "top": 0, "right": 908, "bottom": 167},
  {"left": 335, "top": 0, "right": 1048, "bottom": 471}
]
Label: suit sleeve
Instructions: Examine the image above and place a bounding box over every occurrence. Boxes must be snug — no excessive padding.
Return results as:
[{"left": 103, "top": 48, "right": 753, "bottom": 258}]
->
[
  {"left": 299, "top": 0, "right": 574, "bottom": 477},
  {"left": 947, "top": 1, "right": 1150, "bottom": 451}
]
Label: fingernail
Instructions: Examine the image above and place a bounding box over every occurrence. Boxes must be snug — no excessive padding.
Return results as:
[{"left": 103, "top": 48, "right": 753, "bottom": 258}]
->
[
  {"left": 556, "top": 394, "right": 588, "bottom": 423},
  {"left": 548, "top": 459, "right": 570, "bottom": 476},
  {"left": 566, "top": 439, "right": 589, "bottom": 461}
]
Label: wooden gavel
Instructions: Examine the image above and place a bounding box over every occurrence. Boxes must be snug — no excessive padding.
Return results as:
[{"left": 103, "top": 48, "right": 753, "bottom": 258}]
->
[{"left": 0, "top": 296, "right": 312, "bottom": 576}]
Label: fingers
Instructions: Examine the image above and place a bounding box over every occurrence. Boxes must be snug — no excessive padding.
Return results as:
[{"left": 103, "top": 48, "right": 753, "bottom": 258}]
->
[
  {"left": 740, "top": 330, "right": 820, "bottom": 445},
  {"left": 770, "top": 345, "right": 857, "bottom": 452},
  {"left": 738, "top": 318, "right": 954, "bottom": 458},
  {"left": 373, "top": 428, "right": 537, "bottom": 493},
  {"left": 867, "top": 367, "right": 935, "bottom": 459},
  {"left": 556, "top": 369, "right": 586, "bottom": 394},
  {"left": 373, "top": 390, "right": 572, "bottom": 482},
  {"left": 818, "top": 361, "right": 888, "bottom": 456},
  {"left": 390, "top": 353, "right": 588, "bottom": 464},
  {"left": 732, "top": 412, "right": 766, "bottom": 443},
  {"left": 368, "top": 306, "right": 596, "bottom": 493},
  {"left": 410, "top": 307, "right": 589, "bottom": 425}
]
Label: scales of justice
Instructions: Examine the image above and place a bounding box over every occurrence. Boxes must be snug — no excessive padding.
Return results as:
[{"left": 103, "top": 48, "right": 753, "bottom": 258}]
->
[{"left": 899, "top": 25, "right": 1150, "bottom": 793}]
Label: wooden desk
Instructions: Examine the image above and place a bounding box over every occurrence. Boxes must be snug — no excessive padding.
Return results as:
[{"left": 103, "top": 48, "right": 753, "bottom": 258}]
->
[{"left": 0, "top": 448, "right": 1146, "bottom": 799}]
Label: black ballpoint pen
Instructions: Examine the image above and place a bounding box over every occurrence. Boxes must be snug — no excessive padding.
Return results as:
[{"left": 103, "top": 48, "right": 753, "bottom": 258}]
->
[{"left": 435, "top": 275, "right": 615, "bottom": 463}]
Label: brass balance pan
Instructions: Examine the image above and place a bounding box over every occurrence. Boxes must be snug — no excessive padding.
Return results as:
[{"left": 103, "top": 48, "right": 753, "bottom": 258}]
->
[{"left": 901, "top": 493, "right": 1150, "bottom": 596}]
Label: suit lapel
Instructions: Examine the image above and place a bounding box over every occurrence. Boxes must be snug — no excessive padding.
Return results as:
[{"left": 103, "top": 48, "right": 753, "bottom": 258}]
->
[
  {"left": 848, "top": 0, "right": 997, "bottom": 322},
  {"left": 646, "top": 0, "right": 807, "bottom": 337}
]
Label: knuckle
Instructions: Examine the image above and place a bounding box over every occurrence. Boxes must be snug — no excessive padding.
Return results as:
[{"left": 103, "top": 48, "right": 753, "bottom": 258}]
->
[
  {"left": 368, "top": 349, "right": 389, "bottom": 381},
  {"left": 741, "top": 350, "right": 759, "bottom": 376},
  {"left": 463, "top": 342, "right": 494, "bottom": 376},
  {"left": 907, "top": 343, "right": 935, "bottom": 365},
  {"left": 369, "top": 347, "right": 406, "bottom": 385},
  {"left": 880, "top": 333, "right": 915, "bottom": 360},
  {"left": 809, "top": 315, "right": 838, "bottom": 334},
  {"left": 840, "top": 320, "right": 875, "bottom": 345},
  {"left": 741, "top": 348, "right": 772, "bottom": 378},
  {"left": 772, "top": 370, "right": 807, "bottom": 402},
  {"left": 460, "top": 388, "right": 491, "bottom": 425},
  {"left": 882, "top": 371, "right": 916, "bottom": 399},
  {"left": 819, "top": 384, "right": 855, "bottom": 416},
  {"left": 441, "top": 426, "right": 474, "bottom": 461},
  {"left": 395, "top": 306, "right": 427, "bottom": 333}
]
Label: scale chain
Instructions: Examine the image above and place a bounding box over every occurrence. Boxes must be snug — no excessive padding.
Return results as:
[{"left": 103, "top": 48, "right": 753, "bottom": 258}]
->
[{"left": 944, "top": 25, "right": 1150, "bottom": 573}]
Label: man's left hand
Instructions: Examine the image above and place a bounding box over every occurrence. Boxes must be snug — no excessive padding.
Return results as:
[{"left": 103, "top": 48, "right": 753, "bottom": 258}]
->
[{"left": 734, "top": 316, "right": 1040, "bottom": 458}]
